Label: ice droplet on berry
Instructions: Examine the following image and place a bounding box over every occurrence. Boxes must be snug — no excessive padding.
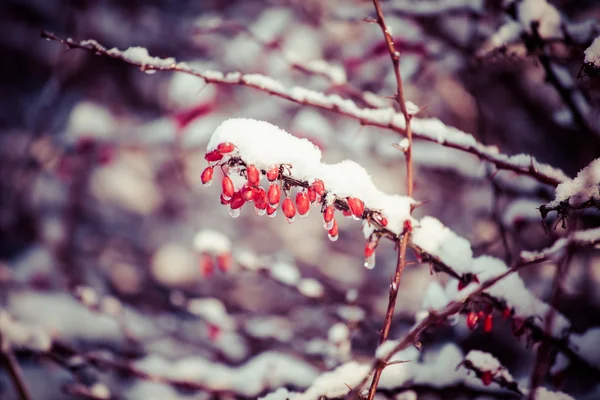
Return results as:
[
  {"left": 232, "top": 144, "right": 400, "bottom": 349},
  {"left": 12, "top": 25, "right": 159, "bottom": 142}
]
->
[
  {"left": 363, "top": 254, "right": 376, "bottom": 269},
  {"left": 227, "top": 206, "right": 241, "bottom": 218}
]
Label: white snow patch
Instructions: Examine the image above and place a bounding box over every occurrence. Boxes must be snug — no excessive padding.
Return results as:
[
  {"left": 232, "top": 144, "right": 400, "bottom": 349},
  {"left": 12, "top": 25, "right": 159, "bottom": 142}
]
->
[
  {"left": 298, "top": 278, "right": 325, "bottom": 298},
  {"left": 411, "top": 216, "right": 473, "bottom": 272},
  {"left": 270, "top": 261, "right": 302, "bottom": 286},
  {"left": 570, "top": 327, "right": 600, "bottom": 369},
  {"left": 136, "top": 351, "right": 318, "bottom": 397},
  {"left": 193, "top": 229, "right": 232, "bottom": 254},
  {"left": 550, "top": 158, "right": 600, "bottom": 206},
  {"left": 584, "top": 36, "right": 600, "bottom": 67}
]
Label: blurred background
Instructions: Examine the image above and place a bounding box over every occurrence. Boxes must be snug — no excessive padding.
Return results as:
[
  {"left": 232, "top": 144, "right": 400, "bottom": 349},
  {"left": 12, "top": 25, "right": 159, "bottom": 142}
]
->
[{"left": 1, "top": 0, "right": 600, "bottom": 399}]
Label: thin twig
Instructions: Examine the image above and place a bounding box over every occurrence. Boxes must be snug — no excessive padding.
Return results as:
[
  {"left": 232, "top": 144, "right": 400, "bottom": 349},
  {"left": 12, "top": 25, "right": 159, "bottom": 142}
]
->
[
  {"left": 366, "top": 1, "right": 415, "bottom": 398},
  {"left": 40, "top": 31, "right": 568, "bottom": 187},
  {"left": 528, "top": 253, "right": 572, "bottom": 399},
  {"left": 0, "top": 337, "right": 32, "bottom": 400}
]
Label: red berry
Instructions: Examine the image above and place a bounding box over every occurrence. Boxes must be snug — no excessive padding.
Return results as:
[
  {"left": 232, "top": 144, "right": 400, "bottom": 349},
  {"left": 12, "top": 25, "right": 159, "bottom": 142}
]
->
[
  {"left": 502, "top": 307, "right": 512, "bottom": 319},
  {"left": 374, "top": 213, "right": 388, "bottom": 227},
  {"left": 268, "top": 183, "right": 281, "bottom": 205},
  {"left": 201, "top": 167, "right": 214, "bottom": 186},
  {"left": 312, "top": 179, "right": 325, "bottom": 195},
  {"left": 216, "top": 253, "right": 232, "bottom": 272},
  {"left": 484, "top": 314, "right": 493, "bottom": 333},
  {"left": 342, "top": 209, "right": 352, "bottom": 217},
  {"left": 365, "top": 242, "right": 376, "bottom": 258},
  {"left": 404, "top": 219, "right": 413, "bottom": 233},
  {"left": 247, "top": 164, "right": 260, "bottom": 186},
  {"left": 348, "top": 197, "right": 364, "bottom": 219},
  {"left": 324, "top": 205, "right": 334, "bottom": 224},
  {"left": 296, "top": 192, "right": 310, "bottom": 216},
  {"left": 266, "top": 165, "right": 279, "bottom": 181},
  {"left": 466, "top": 311, "right": 478, "bottom": 330},
  {"left": 282, "top": 197, "right": 296, "bottom": 222},
  {"left": 217, "top": 142, "right": 235, "bottom": 154},
  {"left": 220, "top": 193, "right": 230, "bottom": 205},
  {"left": 253, "top": 187, "right": 267, "bottom": 211},
  {"left": 481, "top": 370, "right": 493, "bottom": 386},
  {"left": 328, "top": 219, "right": 339, "bottom": 240},
  {"left": 207, "top": 323, "right": 221, "bottom": 342},
  {"left": 241, "top": 185, "right": 255, "bottom": 202},
  {"left": 457, "top": 280, "right": 466, "bottom": 291},
  {"left": 307, "top": 186, "right": 317, "bottom": 203},
  {"left": 205, "top": 150, "right": 223, "bottom": 162},
  {"left": 222, "top": 176, "right": 234, "bottom": 199},
  {"left": 267, "top": 204, "right": 277, "bottom": 218},
  {"left": 199, "top": 253, "right": 214, "bottom": 277},
  {"left": 230, "top": 191, "right": 245, "bottom": 210}
]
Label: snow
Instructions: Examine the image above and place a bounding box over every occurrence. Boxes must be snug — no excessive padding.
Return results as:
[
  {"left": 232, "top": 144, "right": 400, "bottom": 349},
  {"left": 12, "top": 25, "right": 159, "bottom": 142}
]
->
[
  {"left": 193, "top": 229, "right": 232, "bottom": 254},
  {"left": 570, "top": 328, "right": 600, "bottom": 369},
  {"left": 297, "top": 278, "right": 325, "bottom": 298},
  {"left": 270, "top": 260, "right": 302, "bottom": 286},
  {"left": 550, "top": 352, "right": 570, "bottom": 376},
  {"left": 66, "top": 101, "right": 115, "bottom": 140},
  {"left": 250, "top": 7, "right": 294, "bottom": 42},
  {"left": 517, "top": 0, "right": 562, "bottom": 39},
  {"left": 550, "top": 158, "right": 600, "bottom": 206},
  {"left": 186, "top": 298, "right": 235, "bottom": 330},
  {"left": 208, "top": 118, "right": 415, "bottom": 234},
  {"left": 420, "top": 281, "right": 449, "bottom": 311},
  {"left": 376, "top": 339, "right": 400, "bottom": 360},
  {"left": 491, "top": 21, "right": 523, "bottom": 47},
  {"left": 242, "top": 74, "right": 286, "bottom": 92},
  {"left": 136, "top": 351, "right": 318, "bottom": 397},
  {"left": 150, "top": 243, "right": 198, "bottom": 286},
  {"left": 0, "top": 309, "right": 52, "bottom": 351},
  {"left": 244, "top": 316, "right": 293, "bottom": 342},
  {"left": 532, "top": 387, "right": 574, "bottom": 400},
  {"left": 303, "top": 59, "right": 347, "bottom": 85},
  {"left": 411, "top": 216, "right": 473, "bottom": 272},
  {"left": 465, "top": 349, "right": 502, "bottom": 371},
  {"left": 389, "top": 0, "right": 484, "bottom": 16},
  {"left": 411, "top": 142, "right": 485, "bottom": 178},
  {"left": 296, "top": 361, "right": 370, "bottom": 399},
  {"left": 7, "top": 292, "right": 153, "bottom": 343},
  {"left": 107, "top": 46, "right": 176, "bottom": 68},
  {"left": 89, "top": 383, "right": 111, "bottom": 400},
  {"left": 336, "top": 305, "right": 365, "bottom": 322},
  {"left": 328, "top": 323, "right": 350, "bottom": 343},
  {"left": 502, "top": 198, "right": 544, "bottom": 227},
  {"left": 584, "top": 36, "right": 600, "bottom": 67}
]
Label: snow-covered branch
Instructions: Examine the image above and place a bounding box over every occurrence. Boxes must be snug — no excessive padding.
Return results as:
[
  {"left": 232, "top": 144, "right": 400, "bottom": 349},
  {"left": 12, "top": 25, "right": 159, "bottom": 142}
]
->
[
  {"left": 42, "top": 31, "right": 569, "bottom": 186},
  {"left": 540, "top": 158, "right": 600, "bottom": 227}
]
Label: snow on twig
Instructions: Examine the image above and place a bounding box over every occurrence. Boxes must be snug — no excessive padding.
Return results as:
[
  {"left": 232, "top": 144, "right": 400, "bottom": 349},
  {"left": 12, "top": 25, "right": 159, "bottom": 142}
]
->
[
  {"left": 41, "top": 31, "right": 568, "bottom": 186},
  {"left": 540, "top": 158, "right": 600, "bottom": 226}
]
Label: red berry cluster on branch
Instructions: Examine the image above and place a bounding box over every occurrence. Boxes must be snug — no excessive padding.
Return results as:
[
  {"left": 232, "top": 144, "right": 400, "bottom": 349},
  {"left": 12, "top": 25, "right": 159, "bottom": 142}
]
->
[{"left": 201, "top": 141, "right": 391, "bottom": 264}]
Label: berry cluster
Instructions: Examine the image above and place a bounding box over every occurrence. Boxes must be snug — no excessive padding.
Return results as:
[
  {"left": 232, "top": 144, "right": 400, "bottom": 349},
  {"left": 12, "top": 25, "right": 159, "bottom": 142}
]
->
[
  {"left": 198, "top": 252, "right": 232, "bottom": 278},
  {"left": 201, "top": 141, "right": 390, "bottom": 264},
  {"left": 465, "top": 304, "right": 513, "bottom": 334}
]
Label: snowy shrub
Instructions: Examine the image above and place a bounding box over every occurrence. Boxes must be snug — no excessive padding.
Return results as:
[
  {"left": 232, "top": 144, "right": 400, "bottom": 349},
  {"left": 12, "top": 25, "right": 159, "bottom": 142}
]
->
[{"left": 1, "top": 0, "right": 600, "bottom": 399}]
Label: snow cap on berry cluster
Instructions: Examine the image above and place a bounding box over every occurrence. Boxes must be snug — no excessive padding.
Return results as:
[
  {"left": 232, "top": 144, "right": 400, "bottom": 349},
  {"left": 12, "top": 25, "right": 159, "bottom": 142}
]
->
[{"left": 207, "top": 118, "right": 415, "bottom": 234}]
